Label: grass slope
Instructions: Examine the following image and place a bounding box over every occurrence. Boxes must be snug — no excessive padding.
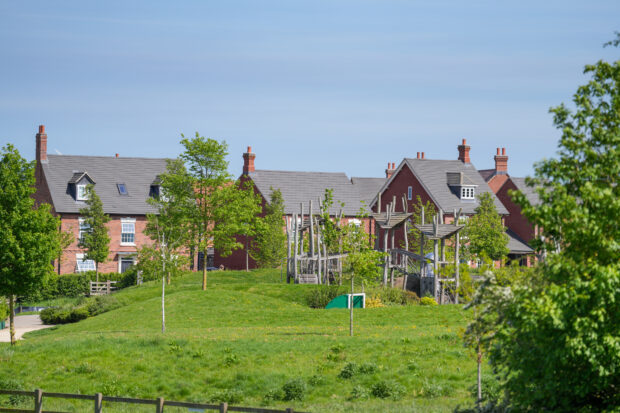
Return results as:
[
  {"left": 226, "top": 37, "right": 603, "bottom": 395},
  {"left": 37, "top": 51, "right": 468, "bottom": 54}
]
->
[{"left": 0, "top": 270, "right": 477, "bottom": 412}]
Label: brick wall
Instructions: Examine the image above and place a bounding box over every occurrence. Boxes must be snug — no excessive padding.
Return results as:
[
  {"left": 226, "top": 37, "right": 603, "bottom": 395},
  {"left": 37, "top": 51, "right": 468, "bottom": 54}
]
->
[{"left": 495, "top": 179, "right": 535, "bottom": 243}]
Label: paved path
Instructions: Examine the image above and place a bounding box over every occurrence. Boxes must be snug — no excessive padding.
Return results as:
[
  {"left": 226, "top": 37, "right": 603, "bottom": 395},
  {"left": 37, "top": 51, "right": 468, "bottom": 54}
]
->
[{"left": 0, "top": 315, "right": 54, "bottom": 342}]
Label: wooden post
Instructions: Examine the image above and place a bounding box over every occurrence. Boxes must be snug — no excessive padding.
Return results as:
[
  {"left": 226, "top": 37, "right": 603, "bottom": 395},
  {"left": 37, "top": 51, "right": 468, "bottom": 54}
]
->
[
  {"left": 95, "top": 392, "right": 103, "bottom": 413},
  {"left": 403, "top": 218, "right": 409, "bottom": 291},
  {"left": 299, "top": 203, "right": 304, "bottom": 256},
  {"left": 107, "top": 280, "right": 111, "bottom": 295},
  {"left": 156, "top": 397, "right": 164, "bottom": 413},
  {"left": 34, "top": 388, "right": 43, "bottom": 413},
  {"left": 316, "top": 217, "right": 322, "bottom": 284},
  {"left": 219, "top": 402, "right": 228, "bottom": 413},
  {"left": 286, "top": 217, "right": 291, "bottom": 283},
  {"left": 433, "top": 216, "right": 439, "bottom": 302},
  {"left": 309, "top": 200, "right": 314, "bottom": 258},
  {"left": 454, "top": 208, "right": 461, "bottom": 304},
  {"left": 323, "top": 240, "right": 328, "bottom": 284},
  {"left": 293, "top": 213, "right": 298, "bottom": 283},
  {"left": 420, "top": 207, "right": 425, "bottom": 279},
  {"left": 383, "top": 229, "right": 389, "bottom": 286},
  {"left": 440, "top": 238, "right": 445, "bottom": 305},
  {"left": 286, "top": 408, "right": 294, "bottom": 413}
]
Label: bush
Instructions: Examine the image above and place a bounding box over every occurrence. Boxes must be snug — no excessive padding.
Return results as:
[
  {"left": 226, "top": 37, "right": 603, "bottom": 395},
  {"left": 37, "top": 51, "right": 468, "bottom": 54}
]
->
[
  {"left": 208, "top": 389, "right": 243, "bottom": 404},
  {"left": 420, "top": 296, "right": 438, "bottom": 306},
  {"left": 366, "top": 297, "right": 384, "bottom": 308},
  {"left": 305, "top": 285, "right": 345, "bottom": 308},
  {"left": 40, "top": 293, "right": 121, "bottom": 325},
  {"left": 339, "top": 363, "right": 357, "bottom": 379},
  {"left": 85, "top": 295, "right": 120, "bottom": 316},
  {"left": 371, "top": 380, "right": 406, "bottom": 400},
  {"left": 281, "top": 378, "right": 306, "bottom": 401},
  {"left": 370, "top": 287, "right": 419, "bottom": 306},
  {"left": 22, "top": 271, "right": 136, "bottom": 302},
  {"left": 349, "top": 385, "right": 370, "bottom": 400},
  {"left": 0, "top": 298, "right": 9, "bottom": 321}
]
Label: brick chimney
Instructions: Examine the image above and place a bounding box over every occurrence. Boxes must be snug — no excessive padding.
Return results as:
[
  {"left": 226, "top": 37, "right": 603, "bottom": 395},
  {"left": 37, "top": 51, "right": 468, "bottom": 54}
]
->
[
  {"left": 457, "top": 138, "right": 470, "bottom": 163},
  {"left": 494, "top": 147, "right": 508, "bottom": 174},
  {"left": 36, "top": 125, "right": 48, "bottom": 163},
  {"left": 242, "top": 146, "right": 256, "bottom": 175},
  {"left": 385, "top": 162, "right": 396, "bottom": 179}
]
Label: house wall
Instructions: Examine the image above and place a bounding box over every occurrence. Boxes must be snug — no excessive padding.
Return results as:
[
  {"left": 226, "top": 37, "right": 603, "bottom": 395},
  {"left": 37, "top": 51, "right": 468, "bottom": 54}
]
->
[
  {"left": 487, "top": 174, "right": 509, "bottom": 193},
  {"left": 58, "top": 213, "right": 152, "bottom": 274},
  {"left": 495, "top": 179, "right": 535, "bottom": 244},
  {"left": 374, "top": 165, "right": 438, "bottom": 250}
]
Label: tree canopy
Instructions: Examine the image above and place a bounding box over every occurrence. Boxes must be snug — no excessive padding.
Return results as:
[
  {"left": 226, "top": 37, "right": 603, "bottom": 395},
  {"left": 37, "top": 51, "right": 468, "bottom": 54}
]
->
[
  {"left": 79, "top": 184, "right": 110, "bottom": 279},
  {"left": 463, "top": 192, "right": 509, "bottom": 261},
  {"left": 251, "top": 188, "right": 287, "bottom": 268},
  {"left": 0, "top": 145, "right": 61, "bottom": 344}
]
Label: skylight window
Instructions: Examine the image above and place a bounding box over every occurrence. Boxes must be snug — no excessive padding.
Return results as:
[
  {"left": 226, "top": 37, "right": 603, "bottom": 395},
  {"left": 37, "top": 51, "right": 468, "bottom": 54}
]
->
[{"left": 117, "top": 183, "right": 128, "bottom": 195}]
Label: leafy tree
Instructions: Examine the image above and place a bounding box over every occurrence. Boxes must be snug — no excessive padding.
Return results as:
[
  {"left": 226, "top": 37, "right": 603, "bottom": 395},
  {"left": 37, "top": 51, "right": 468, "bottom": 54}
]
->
[
  {"left": 0, "top": 145, "right": 61, "bottom": 345},
  {"left": 489, "top": 37, "right": 620, "bottom": 411},
  {"left": 251, "top": 188, "right": 287, "bottom": 268},
  {"left": 179, "top": 133, "right": 262, "bottom": 289},
  {"left": 463, "top": 192, "right": 509, "bottom": 261},
  {"left": 79, "top": 184, "right": 110, "bottom": 282}
]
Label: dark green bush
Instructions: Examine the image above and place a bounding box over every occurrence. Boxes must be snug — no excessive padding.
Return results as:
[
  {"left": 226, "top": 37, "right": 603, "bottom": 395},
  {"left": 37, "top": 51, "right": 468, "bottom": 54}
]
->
[
  {"left": 372, "top": 287, "right": 420, "bottom": 306},
  {"left": 40, "top": 293, "right": 121, "bottom": 325},
  {"left": 281, "top": 378, "right": 306, "bottom": 401},
  {"left": 208, "top": 389, "right": 243, "bottom": 404},
  {"left": 305, "top": 285, "right": 345, "bottom": 308},
  {"left": 85, "top": 295, "right": 120, "bottom": 316},
  {"left": 339, "top": 362, "right": 357, "bottom": 379},
  {"left": 371, "top": 380, "right": 406, "bottom": 400},
  {"left": 23, "top": 271, "right": 135, "bottom": 302}
]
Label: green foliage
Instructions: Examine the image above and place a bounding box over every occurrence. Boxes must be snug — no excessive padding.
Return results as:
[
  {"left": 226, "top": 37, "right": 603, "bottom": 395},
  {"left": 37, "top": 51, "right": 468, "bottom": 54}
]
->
[
  {"left": 78, "top": 185, "right": 111, "bottom": 274},
  {"left": 40, "top": 294, "right": 121, "bottom": 324},
  {"left": 370, "top": 380, "right": 405, "bottom": 400},
  {"left": 21, "top": 272, "right": 134, "bottom": 302},
  {"left": 252, "top": 188, "right": 287, "bottom": 268},
  {"left": 371, "top": 287, "right": 420, "bottom": 306},
  {"left": 487, "top": 40, "right": 620, "bottom": 411},
  {"left": 208, "top": 389, "right": 243, "bottom": 404},
  {"left": 281, "top": 378, "right": 307, "bottom": 401},
  {"left": 463, "top": 192, "right": 509, "bottom": 261},
  {"left": 0, "top": 145, "right": 61, "bottom": 299},
  {"left": 420, "top": 296, "right": 438, "bottom": 306},
  {"left": 305, "top": 285, "right": 345, "bottom": 308},
  {"left": 0, "top": 298, "right": 8, "bottom": 320}
]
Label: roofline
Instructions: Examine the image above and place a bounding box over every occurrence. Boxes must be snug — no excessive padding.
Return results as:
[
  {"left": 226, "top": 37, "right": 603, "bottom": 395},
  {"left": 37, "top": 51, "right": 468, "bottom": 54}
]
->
[
  {"left": 251, "top": 168, "right": 350, "bottom": 176},
  {"left": 46, "top": 154, "right": 172, "bottom": 161}
]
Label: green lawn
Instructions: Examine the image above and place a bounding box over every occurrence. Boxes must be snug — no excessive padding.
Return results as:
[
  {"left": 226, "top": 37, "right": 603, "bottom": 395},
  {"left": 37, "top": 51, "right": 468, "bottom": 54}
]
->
[{"left": 0, "top": 270, "right": 478, "bottom": 412}]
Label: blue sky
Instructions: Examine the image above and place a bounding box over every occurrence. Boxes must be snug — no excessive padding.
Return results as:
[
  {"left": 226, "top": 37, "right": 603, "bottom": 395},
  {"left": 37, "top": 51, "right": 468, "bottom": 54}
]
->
[{"left": 1, "top": 1, "right": 618, "bottom": 178}]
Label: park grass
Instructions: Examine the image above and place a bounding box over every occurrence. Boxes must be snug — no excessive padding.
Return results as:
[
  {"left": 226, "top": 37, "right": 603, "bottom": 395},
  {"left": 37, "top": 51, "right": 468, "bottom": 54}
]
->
[{"left": 0, "top": 269, "right": 478, "bottom": 412}]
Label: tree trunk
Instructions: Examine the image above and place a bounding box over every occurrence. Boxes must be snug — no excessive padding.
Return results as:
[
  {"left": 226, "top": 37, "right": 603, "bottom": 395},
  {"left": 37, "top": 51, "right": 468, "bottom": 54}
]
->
[
  {"left": 349, "top": 276, "right": 354, "bottom": 337},
  {"left": 9, "top": 295, "right": 15, "bottom": 346},
  {"left": 167, "top": 271, "right": 171, "bottom": 285},
  {"left": 245, "top": 239, "right": 249, "bottom": 272},
  {"left": 202, "top": 248, "right": 208, "bottom": 290},
  {"left": 477, "top": 343, "right": 482, "bottom": 407},
  {"left": 96, "top": 262, "right": 99, "bottom": 283},
  {"left": 161, "top": 269, "right": 166, "bottom": 334}
]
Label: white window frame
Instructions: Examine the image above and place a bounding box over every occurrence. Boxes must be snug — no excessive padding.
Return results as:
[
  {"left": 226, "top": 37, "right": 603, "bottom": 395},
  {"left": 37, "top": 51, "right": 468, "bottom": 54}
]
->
[
  {"left": 118, "top": 255, "right": 135, "bottom": 273},
  {"left": 75, "top": 253, "right": 96, "bottom": 273},
  {"left": 77, "top": 184, "right": 89, "bottom": 201},
  {"left": 348, "top": 218, "right": 362, "bottom": 227},
  {"left": 407, "top": 186, "right": 412, "bottom": 200},
  {"left": 121, "top": 218, "right": 136, "bottom": 245},
  {"left": 78, "top": 218, "right": 90, "bottom": 243},
  {"left": 461, "top": 186, "right": 475, "bottom": 200}
]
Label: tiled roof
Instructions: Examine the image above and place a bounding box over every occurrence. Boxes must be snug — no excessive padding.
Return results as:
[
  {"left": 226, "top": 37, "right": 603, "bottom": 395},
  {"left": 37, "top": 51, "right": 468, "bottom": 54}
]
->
[
  {"left": 477, "top": 169, "right": 495, "bottom": 182},
  {"left": 41, "top": 155, "right": 168, "bottom": 215},
  {"left": 350, "top": 177, "right": 386, "bottom": 206},
  {"left": 506, "top": 229, "right": 534, "bottom": 254},
  {"left": 402, "top": 159, "right": 508, "bottom": 215},
  {"left": 249, "top": 170, "right": 383, "bottom": 216},
  {"left": 510, "top": 177, "right": 541, "bottom": 206}
]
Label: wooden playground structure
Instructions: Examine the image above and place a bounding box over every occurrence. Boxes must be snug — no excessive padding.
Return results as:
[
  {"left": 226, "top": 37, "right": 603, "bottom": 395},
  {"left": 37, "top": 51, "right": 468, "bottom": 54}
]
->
[{"left": 285, "top": 193, "right": 465, "bottom": 304}]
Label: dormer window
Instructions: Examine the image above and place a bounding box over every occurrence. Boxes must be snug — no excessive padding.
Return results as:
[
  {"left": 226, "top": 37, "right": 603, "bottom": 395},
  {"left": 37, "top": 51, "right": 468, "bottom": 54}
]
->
[
  {"left": 77, "top": 184, "right": 89, "bottom": 201},
  {"left": 461, "top": 186, "right": 475, "bottom": 200}
]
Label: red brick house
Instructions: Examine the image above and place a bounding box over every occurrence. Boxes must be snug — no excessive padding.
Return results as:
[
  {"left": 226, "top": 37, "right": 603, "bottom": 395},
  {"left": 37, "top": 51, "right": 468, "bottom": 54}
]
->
[
  {"left": 370, "top": 139, "right": 534, "bottom": 263},
  {"left": 216, "top": 147, "right": 388, "bottom": 270},
  {"left": 33, "top": 125, "right": 169, "bottom": 274}
]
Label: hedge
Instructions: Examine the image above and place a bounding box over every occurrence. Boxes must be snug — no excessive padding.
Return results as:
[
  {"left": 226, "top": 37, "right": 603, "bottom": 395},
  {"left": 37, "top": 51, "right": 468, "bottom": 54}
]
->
[{"left": 22, "top": 269, "right": 137, "bottom": 302}]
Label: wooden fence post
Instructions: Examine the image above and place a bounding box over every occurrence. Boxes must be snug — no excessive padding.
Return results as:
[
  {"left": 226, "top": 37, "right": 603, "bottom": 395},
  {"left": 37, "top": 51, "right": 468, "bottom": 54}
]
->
[
  {"left": 156, "top": 397, "right": 164, "bottom": 413},
  {"left": 219, "top": 402, "right": 228, "bottom": 412},
  {"left": 94, "top": 392, "right": 103, "bottom": 413},
  {"left": 34, "top": 388, "right": 43, "bottom": 413},
  {"left": 285, "top": 408, "right": 294, "bottom": 413}
]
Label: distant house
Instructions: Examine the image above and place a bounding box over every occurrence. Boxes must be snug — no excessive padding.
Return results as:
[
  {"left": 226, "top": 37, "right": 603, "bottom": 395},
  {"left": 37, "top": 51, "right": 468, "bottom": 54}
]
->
[
  {"left": 371, "top": 139, "right": 533, "bottom": 264},
  {"left": 33, "top": 125, "right": 169, "bottom": 274},
  {"left": 215, "top": 147, "right": 388, "bottom": 270}
]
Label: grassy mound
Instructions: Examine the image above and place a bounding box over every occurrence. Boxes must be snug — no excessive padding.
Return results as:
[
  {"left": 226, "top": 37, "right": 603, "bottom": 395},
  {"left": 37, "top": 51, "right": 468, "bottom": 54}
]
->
[{"left": 0, "top": 270, "right": 476, "bottom": 412}]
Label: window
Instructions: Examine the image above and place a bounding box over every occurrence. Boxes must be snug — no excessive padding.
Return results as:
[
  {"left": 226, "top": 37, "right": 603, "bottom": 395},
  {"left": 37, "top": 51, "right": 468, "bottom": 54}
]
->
[
  {"left": 407, "top": 186, "right": 412, "bottom": 200},
  {"left": 120, "top": 257, "right": 134, "bottom": 273},
  {"left": 76, "top": 253, "right": 96, "bottom": 273},
  {"left": 349, "top": 218, "right": 362, "bottom": 227},
  {"left": 78, "top": 218, "right": 90, "bottom": 242},
  {"left": 77, "top": 184, "right": 89, "bottom": 201},
  {"left": 121, "top": 218, "right": 136, "bottom": 245},
  {"left": 117, "top": 183, "right": 128, "bottom": 195},
  {"left": 461, "top": 186, "right": 475, "bottom": 200}
]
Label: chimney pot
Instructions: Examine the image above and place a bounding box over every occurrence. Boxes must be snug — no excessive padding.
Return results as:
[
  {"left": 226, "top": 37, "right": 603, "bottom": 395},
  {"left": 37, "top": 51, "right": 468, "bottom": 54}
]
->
[
  {"left": 458, "top": 139, "right": 471, "bottom": 163},
  {"left": 422, "top": 152, "right": 425, "bottom": 159},
  {"left": 416, "top": 152, "right": 420, "bottom": 159},
  {"left": 247, "top": 146, "right": 252, "bottom": 153},
  {"left": 494, "top": 147, "right": 508, "bottom": 173},
  {"left": 242, "top": 146, "right": 256, "bottom": 175},
  {"left": 115, "top": 153, "right": 119, "bottom": 158},
  {"left": 502, "top": 147, "right": 506, "bottom": 155},
  {"left": 391, "top": 162, "right": 395, "bottom": 169},
  {"left": 496, "top": 148, "right": 500, "bottom": 155},
  {"left": 39, "top": 125, "right": 45, "bottom": 134},
  {"left": 462, "top": 138, "right": 467, "bottom": 145}
]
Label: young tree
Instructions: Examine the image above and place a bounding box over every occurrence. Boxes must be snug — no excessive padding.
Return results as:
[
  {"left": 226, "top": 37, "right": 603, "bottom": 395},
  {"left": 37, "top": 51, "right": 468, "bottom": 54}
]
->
[
  {"left": 406, "top": 196, "right": 437, "bottom": 255},
  {"left": 463, "top": 192, "right": 509, "bottom": 261},
  {"left": 144, "top": 159, "right": 194, "bottom": 334},
  {"left": 179, "top": 133, "right": 262, "bottom": 289},
  {"left": 251, "top": 188, "right": 287, "bottom": 268},
  {"left": 0, "top": 145, "right": 61, "bottom": 345},
  {"left": 79, "top": 184, "right": 110, "bottom": 282},
  {"left": 488, "top": 37, "right": 620, "bottom": 410}
]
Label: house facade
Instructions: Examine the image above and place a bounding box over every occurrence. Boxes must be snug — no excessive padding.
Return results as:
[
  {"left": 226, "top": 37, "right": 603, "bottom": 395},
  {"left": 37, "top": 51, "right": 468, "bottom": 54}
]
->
[{"left": 33, "top": 125, "right": 168, "bottom": 274}]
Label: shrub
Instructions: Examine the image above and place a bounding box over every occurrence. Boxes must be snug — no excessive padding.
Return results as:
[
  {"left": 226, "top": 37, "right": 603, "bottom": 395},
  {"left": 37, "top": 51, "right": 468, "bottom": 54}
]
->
[
  {"left": 281, "top": 378, "right": 306, "bottom": 401},
  {"left": 366, "top": 296, "right": 384, "bottom": 308},
  {"left": 208, "top": 389, "right": 243, "bottom": 404},
  {"left": 371, "top": 380, "right": 406, "bottom": 400},
  {"left": 305, "top": 285, "right": 345, "bottom": 308},
  {"left": 370, "top": 287, "right": 419, "bottom": 306},
  {"left": 339, "top": 363, "right": 357, "bottom": 379},
  {"left": 349, "top": 385, "right": 370, "bottom": 400},
  {"left": 263, "top": 388, "right": 285, "bottom": 403},
  {"left": 0, "top": 378, "right": 28, "bottom": 406},
  {"left": 358, "top": 362, "right": 378, "bottom": 374},
  {"left": 308, "top": 374, "right": 325, "bottom": 386},
  {"left": 420, "top": 296, "right": 437, "bottom": 306},
  {"left": 85, "top": 295, "right": 120, "bottom": 316},
  {"left": 421, "top": 379, "right": 451, "bottom": 398}
]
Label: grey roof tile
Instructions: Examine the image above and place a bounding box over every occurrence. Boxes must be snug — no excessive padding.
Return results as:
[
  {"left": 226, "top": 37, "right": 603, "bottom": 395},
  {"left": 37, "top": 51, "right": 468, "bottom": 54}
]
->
[
  {"left": 510, "top": 177, "right": 541, "bottom": 206},
  {"left": 249, "top": 170, "right": 381, "bottom": 216},
  {"left": 403, "top": 159, "right": 509, "bottom": 215},
  {"left": 506, "top": 229, "right": 534, "bottom": 254},
  {"left": 42, "top": 155, "right": 168, "bottom": 215}
]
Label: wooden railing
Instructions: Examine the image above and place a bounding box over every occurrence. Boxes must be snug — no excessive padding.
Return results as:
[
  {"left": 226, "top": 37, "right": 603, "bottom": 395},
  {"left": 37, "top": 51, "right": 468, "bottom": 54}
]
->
[
  {"left": 0, "top": 389, "right": 304, "bottom": 413},
  {"left": 89, "top": 281, "right": 117, "bottom": 296}
]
